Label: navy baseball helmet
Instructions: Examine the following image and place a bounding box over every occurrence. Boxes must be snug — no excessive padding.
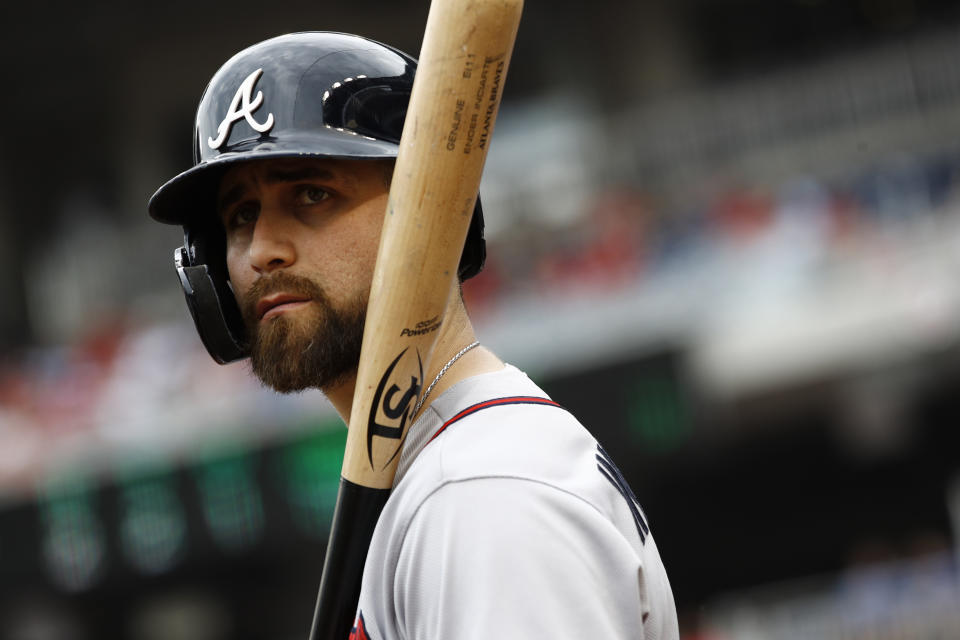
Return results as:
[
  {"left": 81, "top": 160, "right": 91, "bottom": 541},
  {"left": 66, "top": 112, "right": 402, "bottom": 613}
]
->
[{"left": 148, "top": 32, "right": 486, "bottom": 364}]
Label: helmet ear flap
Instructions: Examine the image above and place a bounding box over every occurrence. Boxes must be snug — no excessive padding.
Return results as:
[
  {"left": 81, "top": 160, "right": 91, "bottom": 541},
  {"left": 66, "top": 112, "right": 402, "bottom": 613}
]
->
[
  {"left": 459, "top": 198, "right": 486, "bottom": 281},
  {"left": 176, "top": 225, "right": 249, "bottom": 363}
]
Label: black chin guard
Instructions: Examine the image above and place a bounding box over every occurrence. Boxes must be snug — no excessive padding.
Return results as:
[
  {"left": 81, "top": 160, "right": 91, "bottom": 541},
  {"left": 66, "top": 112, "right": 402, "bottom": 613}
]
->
[{"left": 175, "top": 244, "right": 248, "bottom": 364}]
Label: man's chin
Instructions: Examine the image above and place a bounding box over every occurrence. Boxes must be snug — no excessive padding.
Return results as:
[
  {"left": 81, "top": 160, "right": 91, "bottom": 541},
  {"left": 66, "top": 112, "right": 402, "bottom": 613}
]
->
[{"left": 247, "top": 307, "right": 364, "bottom": 393}]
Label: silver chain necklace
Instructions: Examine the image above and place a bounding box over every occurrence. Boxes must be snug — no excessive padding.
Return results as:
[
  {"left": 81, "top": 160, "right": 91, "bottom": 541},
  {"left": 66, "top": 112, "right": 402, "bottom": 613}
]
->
[{"left": 413, "top": 341, "right": 480, "bottom": 415}]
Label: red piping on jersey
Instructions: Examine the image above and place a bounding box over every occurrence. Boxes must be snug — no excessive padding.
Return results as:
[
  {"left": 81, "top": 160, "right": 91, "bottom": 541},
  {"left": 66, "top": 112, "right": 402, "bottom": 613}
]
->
[{"left": 427, "top": 396, "right": 564, "bottom": 444}]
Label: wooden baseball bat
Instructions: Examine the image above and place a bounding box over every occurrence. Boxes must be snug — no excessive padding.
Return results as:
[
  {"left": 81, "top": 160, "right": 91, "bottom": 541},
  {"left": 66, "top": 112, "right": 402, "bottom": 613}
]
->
[{"left": 308, "top": 1, "right": 523, "bottom": 638}]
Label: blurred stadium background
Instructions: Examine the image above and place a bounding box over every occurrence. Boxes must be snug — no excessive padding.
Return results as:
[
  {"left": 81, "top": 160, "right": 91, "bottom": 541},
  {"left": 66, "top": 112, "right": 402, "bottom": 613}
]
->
[{"left": 3, "top": 0, "right": 960, "bottom": 637}]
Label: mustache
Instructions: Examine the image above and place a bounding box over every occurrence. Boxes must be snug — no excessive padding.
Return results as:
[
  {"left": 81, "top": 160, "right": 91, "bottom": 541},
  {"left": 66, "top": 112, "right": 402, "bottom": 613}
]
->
[{"left": 239, "top": 272, "right": 327, "bottom": 324}]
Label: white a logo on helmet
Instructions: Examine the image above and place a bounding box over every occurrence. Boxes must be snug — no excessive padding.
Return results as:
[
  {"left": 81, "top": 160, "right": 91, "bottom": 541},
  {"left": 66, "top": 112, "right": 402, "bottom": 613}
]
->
[{"left": 208, "top": 68, "right": 275, "bottom": 149}]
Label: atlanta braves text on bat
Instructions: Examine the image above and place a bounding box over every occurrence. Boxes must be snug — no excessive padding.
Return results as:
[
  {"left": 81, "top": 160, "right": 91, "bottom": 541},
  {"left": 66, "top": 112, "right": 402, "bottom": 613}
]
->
[{"left": 148, "top": 32, "right": 679, "bottom": 640}]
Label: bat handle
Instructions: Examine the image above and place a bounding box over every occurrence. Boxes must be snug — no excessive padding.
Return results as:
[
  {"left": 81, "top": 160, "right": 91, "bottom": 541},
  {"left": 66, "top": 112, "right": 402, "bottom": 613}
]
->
[{"left": 309, "top": 479, "right": 391, "bottom": 640}]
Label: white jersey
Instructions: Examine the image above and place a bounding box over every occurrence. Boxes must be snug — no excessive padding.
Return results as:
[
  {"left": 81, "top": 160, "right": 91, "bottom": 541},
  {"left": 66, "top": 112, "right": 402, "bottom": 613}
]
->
[{"left": 351, "top": 364, "right": 679, "bottom": 640}]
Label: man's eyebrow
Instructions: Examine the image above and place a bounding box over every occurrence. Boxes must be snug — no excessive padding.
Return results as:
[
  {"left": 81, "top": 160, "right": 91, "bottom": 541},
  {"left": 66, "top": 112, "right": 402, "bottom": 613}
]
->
[{"left": 217, "top": 183, "right": 246, "bottom": 216}]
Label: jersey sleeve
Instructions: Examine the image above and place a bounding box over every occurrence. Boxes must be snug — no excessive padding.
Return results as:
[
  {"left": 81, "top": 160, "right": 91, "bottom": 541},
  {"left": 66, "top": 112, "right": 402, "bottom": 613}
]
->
[{"left": 393, "top": 476, "right": 651, "bottom": 640}]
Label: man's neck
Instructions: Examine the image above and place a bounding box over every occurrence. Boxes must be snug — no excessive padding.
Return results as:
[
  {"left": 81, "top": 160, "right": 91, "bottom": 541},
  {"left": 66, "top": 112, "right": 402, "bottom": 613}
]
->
[{"left": 324, "top": 296, "right": 504, "bottom": 426}]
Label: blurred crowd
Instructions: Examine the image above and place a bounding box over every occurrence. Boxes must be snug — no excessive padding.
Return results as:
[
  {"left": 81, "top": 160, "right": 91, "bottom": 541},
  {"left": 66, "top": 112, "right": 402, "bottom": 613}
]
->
[
  {"left": 472, "top": 147, "right": 960, "bottom": 308},
  {"left": 0, "top": 319, "right": 331, "bottom": 497},
  {"left": 696, "top": 541, "right": 960, "bottom": 639}
]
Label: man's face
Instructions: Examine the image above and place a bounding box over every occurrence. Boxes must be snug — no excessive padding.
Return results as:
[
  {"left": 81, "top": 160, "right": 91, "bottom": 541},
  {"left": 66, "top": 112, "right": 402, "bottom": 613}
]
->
[{"left": 217, "top": 157, "right": 390, "bottom": 392}]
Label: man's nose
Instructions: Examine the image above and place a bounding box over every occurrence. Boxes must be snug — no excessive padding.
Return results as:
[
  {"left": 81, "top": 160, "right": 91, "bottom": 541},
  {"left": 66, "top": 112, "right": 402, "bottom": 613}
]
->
[{"left": 248, "top": 207, "right": 296, "bottom": 273}]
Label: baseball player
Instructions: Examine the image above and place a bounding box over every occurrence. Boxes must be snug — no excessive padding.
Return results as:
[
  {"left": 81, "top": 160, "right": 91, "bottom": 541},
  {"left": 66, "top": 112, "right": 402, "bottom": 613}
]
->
[{"left": 148, "top": 32, "right": 679, "bottom": 640}]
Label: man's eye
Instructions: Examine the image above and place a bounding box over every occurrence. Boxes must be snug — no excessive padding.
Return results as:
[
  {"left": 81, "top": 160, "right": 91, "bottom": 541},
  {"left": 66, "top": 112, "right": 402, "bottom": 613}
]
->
[
  {"left": 297, "top": 186, "right": 330, "bottom": 204},
  {"left": 226, "top": 203, "right": 258, "bottom": 229}
]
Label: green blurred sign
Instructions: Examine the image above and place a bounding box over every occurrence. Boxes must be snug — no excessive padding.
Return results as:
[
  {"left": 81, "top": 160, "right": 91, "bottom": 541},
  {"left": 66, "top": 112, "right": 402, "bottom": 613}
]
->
[{"left": 277, "top": 423, "right": 346, "bottom": 539}]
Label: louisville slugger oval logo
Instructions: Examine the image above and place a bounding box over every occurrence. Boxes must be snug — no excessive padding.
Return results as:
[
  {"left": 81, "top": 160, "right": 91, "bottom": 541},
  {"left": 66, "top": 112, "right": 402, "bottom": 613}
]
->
[
  {"left": 208, "top": 68, "right": 275, "bottom": 149},
  {"left": 366, "top": 348, "right": 423, "bottom": 470}
]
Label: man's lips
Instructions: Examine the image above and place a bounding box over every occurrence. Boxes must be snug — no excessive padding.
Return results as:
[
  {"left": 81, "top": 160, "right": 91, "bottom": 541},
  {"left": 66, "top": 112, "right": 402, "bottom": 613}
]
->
[{"left": 256, "top": 293, "right": 313, "bottom": 320}]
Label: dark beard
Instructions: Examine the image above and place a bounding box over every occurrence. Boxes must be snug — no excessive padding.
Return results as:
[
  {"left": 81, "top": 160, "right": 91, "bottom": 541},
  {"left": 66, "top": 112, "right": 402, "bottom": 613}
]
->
[{"left": 239, "top": 272, "right": 366, "bottom": 393}]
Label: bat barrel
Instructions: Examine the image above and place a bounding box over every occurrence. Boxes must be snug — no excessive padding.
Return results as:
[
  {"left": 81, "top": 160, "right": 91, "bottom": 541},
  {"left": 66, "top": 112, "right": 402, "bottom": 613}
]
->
[{"left": 342, "top": 0, "right": 525, "bottom": 490}]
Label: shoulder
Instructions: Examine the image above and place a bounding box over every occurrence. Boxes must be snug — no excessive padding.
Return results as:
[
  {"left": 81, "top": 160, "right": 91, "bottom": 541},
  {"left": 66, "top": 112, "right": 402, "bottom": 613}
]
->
[
  {"left": 359, "top": 366, "right": 679, "bottom": 639},
  {"left": 389, "top": 474, "right": 677, "bottom": 639},
  {"left": 444, "top": 391, "right": 591, "bottom": 470},
  {"left": 390, "top": 382, "right": 645, "bottom": 551},
  {"left": 400, "top": 378, "right": 601, "bottom": 502}
]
